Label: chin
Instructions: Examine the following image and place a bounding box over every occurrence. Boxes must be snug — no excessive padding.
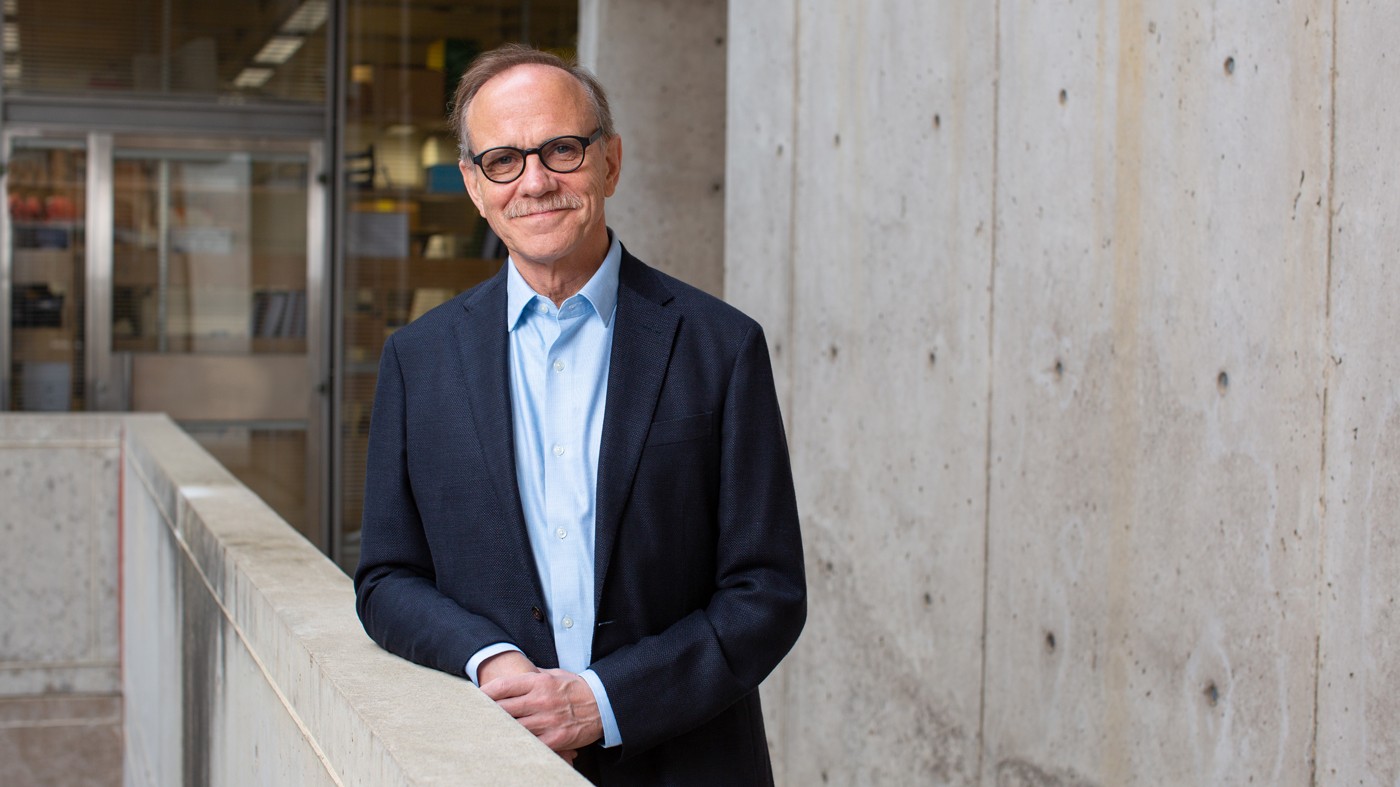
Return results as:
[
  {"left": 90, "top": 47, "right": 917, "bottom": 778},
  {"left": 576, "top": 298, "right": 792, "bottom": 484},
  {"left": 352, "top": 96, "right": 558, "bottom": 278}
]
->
[
  {"left": 508, "top": 227, "right": 591, "bottom": 263},
  {"left": 510, "top": 240, "right": 578, "bottom": 267}
]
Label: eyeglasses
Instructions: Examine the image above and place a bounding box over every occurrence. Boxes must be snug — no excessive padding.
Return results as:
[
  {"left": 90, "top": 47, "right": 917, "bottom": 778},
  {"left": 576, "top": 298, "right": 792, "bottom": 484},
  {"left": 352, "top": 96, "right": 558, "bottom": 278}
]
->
[{"left": 469, "top": 130, "right": 604, "bottom": 184}]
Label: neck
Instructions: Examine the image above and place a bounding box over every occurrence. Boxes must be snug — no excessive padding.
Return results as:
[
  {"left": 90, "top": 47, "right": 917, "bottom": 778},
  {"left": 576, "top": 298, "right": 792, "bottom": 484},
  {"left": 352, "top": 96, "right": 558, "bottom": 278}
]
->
[{"left": 512, "top": 229, "right": 610, "bottom": 306}]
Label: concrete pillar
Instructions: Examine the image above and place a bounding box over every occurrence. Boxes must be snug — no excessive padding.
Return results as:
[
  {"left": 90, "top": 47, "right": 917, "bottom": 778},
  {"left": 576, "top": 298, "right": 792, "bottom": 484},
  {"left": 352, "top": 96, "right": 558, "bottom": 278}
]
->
[
  {"left": 986, "top": 3, "right": 1331, "bottom": 783},
  {"left": 723, "top": 4, "right": 799, "bottom": 781},
  {"left": 1316, "top": 3, "right": 1400, "bottom": 784},
  {"left": 578, "top": 0, "right": 728, "bottom": 297},
  {"left": 727, "top": 2, "right": 998, "bottom": 783}
]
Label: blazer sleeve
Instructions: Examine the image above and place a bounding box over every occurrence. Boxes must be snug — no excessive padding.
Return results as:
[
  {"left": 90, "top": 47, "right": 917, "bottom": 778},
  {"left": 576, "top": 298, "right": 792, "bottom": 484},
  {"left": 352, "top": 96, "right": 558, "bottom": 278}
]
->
[
  {"left": 354, "top": 334, "right": 516, "bottom": 675},
  {"left": 589, "top": 323, "right": 807, "bottom": 757}
]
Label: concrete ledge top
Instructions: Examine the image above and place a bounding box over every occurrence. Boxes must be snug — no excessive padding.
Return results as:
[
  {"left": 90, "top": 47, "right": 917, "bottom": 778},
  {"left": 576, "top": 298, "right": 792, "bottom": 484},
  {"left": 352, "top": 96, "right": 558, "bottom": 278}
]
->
[
  {"left": 119, "top": 415, "right": 586, "bottom": 786},
  {"left": 0, "top": 413, "right": 128, "bottom": 445}
]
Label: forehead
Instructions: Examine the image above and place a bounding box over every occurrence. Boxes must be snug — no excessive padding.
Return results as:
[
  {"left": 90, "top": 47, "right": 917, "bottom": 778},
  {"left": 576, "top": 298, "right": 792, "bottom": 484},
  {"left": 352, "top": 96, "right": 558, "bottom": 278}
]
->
[{"left": 466, "top": 64, "right": 592, "bottom": 147}]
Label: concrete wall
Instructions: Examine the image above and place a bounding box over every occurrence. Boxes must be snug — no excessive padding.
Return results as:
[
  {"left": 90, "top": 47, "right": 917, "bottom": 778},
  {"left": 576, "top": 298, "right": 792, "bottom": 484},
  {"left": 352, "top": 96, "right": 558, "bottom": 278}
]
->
[
  {"left": 725, "top": 1, "right": 1396, "bottom": 784},
  {"left": 118, "top": 414, "right": 586, "bottom": 786},
  {"left": 0, "top": 415, "right": 123, "bottom": 785},
  {"left": 1316, "top": 4, "right": 1400, "bottom": 784},
  {"left": 579, "top": 0, "right": 728, "bottom": 297}
]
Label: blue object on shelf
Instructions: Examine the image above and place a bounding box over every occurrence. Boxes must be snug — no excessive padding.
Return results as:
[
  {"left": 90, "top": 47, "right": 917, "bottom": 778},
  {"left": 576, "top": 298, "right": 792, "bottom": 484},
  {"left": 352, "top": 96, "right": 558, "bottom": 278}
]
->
[{"left": 425, "top": 164, "right": 466, "bottom": 193}]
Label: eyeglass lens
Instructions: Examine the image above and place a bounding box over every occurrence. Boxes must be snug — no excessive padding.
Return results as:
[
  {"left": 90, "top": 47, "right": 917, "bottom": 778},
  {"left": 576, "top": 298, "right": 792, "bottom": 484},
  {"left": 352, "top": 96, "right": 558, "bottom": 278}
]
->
[{"left": 480, "top": 137, "right": 588, "bottom": 182}]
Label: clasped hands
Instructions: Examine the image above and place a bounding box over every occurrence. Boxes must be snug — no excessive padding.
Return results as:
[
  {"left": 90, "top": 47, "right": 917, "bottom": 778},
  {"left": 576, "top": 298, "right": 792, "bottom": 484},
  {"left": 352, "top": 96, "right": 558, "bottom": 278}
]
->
[{"left": 478, "top": 650, "right": 603, "bottom": 764}]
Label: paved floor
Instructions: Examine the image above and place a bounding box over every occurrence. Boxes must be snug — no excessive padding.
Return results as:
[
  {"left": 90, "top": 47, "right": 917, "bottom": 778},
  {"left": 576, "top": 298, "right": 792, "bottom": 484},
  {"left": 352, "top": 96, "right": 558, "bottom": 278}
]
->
[{"left": 0, "top": 694, "right": 121, "bottom": 786}]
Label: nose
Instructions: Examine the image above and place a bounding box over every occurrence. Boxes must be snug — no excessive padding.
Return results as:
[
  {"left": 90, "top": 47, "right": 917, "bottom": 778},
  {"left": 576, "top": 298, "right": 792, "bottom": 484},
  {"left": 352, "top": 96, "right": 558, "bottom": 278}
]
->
[{"left": 515, "top": 152, "right": 557, "bottom": 197}]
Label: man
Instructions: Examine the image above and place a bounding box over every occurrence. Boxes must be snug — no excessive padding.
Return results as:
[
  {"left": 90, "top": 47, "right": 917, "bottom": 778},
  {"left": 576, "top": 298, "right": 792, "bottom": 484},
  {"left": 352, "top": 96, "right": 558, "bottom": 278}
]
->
[{"left": 354, "top": 44, "right": 805, "bottom": 785}]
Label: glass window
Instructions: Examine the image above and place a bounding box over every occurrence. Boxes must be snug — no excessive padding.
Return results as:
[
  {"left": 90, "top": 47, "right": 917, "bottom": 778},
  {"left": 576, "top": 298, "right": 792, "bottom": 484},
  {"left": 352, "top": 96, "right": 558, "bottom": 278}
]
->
[
  {"left": 335, "top": 0, "right": 577, "bottom": 572},
  {"left": 111, "top": 144, "right": 317, "bottom": 543},
  {"left": 113, "top": 151, "right": 309, "bottom": 355},
  {"left": 4, "top": 0, "right": 326, "bottom": 102},
  {"left": 6, "top": 139, "right": 86, "bottom": 411}
]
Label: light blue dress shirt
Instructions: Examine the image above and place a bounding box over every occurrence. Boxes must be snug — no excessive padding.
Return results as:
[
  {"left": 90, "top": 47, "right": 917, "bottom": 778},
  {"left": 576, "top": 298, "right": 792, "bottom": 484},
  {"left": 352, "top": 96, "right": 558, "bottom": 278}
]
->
[{"left": 464, "top": 232, "right": 623, "bottom": 749}]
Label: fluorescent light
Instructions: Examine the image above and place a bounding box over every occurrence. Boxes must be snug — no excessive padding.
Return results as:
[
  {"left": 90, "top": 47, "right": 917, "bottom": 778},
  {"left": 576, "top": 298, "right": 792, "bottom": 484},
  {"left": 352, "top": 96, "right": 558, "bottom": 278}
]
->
[
  {"left": 351, "top": 64, "right": 374, "bottom": 84},
  {"left": 281, "top": 0, "right": 328, "bottom": 35},
  {"left": 234, "top": 67, "right": 275, "bottom": 88},
  {"left": 254, "top": 35, "right": 304, "bottom": 65}
]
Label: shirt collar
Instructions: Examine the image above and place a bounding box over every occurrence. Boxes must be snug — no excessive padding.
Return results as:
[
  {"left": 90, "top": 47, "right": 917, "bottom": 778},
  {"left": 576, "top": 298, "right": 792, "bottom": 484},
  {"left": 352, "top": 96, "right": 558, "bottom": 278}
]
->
[{"left": 506, "top": 230, "right": 622, "bottom": 331}]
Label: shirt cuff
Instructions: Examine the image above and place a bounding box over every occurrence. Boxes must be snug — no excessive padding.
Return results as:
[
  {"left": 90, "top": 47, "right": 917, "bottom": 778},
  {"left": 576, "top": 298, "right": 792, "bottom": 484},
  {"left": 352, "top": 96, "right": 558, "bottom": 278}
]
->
[
  {"left": 465, "top": 643, "right": 522, "bottom": 686},
  {"left": 580, "top": 669, "right": 622, "bottom": 748}
]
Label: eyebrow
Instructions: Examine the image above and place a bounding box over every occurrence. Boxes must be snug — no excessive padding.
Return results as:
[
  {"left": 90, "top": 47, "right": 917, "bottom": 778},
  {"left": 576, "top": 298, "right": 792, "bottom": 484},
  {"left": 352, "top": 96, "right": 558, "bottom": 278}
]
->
[{"left": 478, "top": 132, "right": 591, "bottom": 151}]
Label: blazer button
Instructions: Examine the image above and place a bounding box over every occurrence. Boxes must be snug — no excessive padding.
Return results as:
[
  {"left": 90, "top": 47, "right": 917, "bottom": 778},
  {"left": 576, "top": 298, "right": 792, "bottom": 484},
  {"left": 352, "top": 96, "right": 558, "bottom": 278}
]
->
[{"left": 531, "top": 606, "right": 544, "bottom": 622}]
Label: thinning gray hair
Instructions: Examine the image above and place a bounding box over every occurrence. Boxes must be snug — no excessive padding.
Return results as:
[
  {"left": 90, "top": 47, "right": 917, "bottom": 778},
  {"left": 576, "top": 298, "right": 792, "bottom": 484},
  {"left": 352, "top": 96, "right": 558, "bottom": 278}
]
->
[{"left": 450, "top": 44, "right": 616, "bottom": 160}]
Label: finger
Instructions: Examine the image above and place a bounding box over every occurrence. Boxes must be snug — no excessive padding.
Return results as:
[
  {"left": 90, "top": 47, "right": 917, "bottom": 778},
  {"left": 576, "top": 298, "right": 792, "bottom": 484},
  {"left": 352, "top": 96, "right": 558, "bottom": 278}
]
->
[
  {"left": 481, "top": 673, "right": 544, "bottom": 701},
  {"left": 558, "top": 749, "right": 578, "bottom": 764},
  {"left": 494, "top": 694, "right": 549, "bottom": 720}
]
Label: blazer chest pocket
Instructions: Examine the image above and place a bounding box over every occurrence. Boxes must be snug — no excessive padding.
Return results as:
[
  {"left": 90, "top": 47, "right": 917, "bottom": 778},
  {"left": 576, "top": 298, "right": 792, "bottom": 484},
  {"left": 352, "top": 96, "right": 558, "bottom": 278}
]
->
[{"left": 645, "top": 412, "right": 714, "bottom": 447}]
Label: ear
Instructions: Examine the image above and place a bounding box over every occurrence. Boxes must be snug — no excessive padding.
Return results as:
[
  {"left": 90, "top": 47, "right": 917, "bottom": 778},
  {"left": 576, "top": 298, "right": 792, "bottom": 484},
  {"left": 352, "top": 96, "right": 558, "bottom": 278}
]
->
[
  {"left": 602, "top": 135, "right": 622, "bottom": 198},
  {"left": 460, "top": 159, "right": 486, "bottom": 215}
]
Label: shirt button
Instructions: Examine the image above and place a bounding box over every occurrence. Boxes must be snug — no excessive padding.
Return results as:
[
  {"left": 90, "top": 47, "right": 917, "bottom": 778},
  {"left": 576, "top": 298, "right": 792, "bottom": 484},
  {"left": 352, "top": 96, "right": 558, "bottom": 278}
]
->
[
  {"left": 535, "top": 303, "right": 547, "bottom": 315},
  {"left": 552, "top": 444, "right": 564, "bottom": 456},
  {"left": 562, "top": 616, "right": 574, "bottom": 629},
  {"left": 553, "top": 360, "right": 565, "bottom": 372},
  {"left": 556, "top": 527, "right": 567, "bottom": 539}
]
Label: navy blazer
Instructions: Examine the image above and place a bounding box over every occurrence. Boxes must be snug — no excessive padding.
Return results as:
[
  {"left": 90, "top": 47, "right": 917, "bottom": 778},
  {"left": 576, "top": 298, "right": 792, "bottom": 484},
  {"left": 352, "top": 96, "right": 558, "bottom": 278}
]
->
[{"left": 355, "top": 249, "right": 806, "bottom": 785}]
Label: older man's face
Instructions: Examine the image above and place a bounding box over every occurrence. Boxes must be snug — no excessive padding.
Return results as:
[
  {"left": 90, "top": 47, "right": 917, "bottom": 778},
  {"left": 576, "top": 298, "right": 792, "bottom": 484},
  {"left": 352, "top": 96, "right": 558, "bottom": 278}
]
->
[{"left": 460, "top": 64, "right": 622, "bottom": 273}]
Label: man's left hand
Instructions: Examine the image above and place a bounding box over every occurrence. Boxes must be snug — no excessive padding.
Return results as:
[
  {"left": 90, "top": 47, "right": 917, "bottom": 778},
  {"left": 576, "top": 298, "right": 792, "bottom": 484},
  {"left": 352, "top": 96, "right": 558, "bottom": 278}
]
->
[{"left": 481, "top": 669, "right": 603, "bottom": 752}]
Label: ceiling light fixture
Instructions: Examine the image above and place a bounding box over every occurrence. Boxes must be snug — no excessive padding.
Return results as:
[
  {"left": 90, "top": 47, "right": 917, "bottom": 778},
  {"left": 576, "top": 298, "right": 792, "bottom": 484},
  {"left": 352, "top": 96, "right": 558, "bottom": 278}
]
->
[
  {"left": 233, "top": 67, "right": 275, "bottom": 88},
  {"left": 281, "top": 0, "right": 328, "bottom": 35},
  {"left": 254, "top": 35, "right": 304, "bottom": 65},
  {"left": 235, "top": 0, "right": 327, "bottom": 92}
]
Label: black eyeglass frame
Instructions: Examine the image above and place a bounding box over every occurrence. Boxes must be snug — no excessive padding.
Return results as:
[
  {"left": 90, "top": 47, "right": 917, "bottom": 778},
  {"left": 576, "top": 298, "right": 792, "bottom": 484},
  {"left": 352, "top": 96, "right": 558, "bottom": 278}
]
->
[{"left": 468, "top": 129, "right": 605, "bottom": 184}]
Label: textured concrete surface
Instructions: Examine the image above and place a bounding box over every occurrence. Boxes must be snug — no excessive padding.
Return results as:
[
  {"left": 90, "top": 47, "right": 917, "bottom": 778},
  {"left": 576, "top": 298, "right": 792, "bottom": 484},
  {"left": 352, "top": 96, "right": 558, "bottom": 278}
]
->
[
  {"left": 0, "top": 415, "right": 122, "bottom": 697},
  {"left": 727, "top": 2, "right": 997, "bottom": 783},
  {"left": 580, "top": 0, "right": 728, "bottom": 297},
  {"left": 724, "top": 3, "right": 798, "bottom": 779},
  {"left": 722, "top": 0, "right": 1383, "bottom": 785},
  {"left": 987, "top": 2, "right": 1330, "bottom": 784},
  {"left": 1315, "top": 2, "right": 1400, "bottom": 784},
  {"left": 0, "top": 416, "right": 124, "bottom": 785},
  {"left": 121, "top": 414, "right": 586, "bottom": 786}
]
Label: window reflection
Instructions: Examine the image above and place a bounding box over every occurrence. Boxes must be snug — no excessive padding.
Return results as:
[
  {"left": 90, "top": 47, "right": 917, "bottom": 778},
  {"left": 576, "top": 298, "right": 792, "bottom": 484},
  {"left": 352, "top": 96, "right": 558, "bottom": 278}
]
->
[{"left": 3, "top": 0, "right": 326, "bottom": 102}]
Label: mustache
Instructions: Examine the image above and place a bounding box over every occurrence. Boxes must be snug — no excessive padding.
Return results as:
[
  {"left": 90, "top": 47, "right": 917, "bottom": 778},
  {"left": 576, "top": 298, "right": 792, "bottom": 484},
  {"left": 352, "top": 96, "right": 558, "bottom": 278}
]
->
[{"left": 504, "top": 194, "right": 583, "bottom": 218}]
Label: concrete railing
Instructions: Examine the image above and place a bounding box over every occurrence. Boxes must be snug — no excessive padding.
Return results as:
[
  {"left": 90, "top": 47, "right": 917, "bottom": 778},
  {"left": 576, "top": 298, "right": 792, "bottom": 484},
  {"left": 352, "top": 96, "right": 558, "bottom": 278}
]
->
[{"left": 1, "top": 414, "right": 584, "bottom": 786}]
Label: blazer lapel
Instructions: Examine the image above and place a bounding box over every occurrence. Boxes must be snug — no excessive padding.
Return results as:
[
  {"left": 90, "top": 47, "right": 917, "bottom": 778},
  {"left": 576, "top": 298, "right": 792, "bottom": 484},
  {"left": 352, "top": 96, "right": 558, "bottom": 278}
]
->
[
  {"left": 594, "top": 254, "right": 680, "bottom": 608},
  {"left": 451, "top": 273, "right": 540, "bottom": 596}
]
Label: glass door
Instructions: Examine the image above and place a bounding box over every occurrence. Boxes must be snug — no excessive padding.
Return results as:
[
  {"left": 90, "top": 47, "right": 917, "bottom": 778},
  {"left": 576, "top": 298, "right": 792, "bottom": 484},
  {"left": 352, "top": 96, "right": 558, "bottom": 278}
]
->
[
  {"left": 114, "top": 141, "right": 318, "bottom": 540},
  {"left": 34, "top": 134, "right": 329, "bottom": 547},
  {"left": 1, "top": 135, "right": 87, "bottom": 412},
  {"left": 104, "top": 138, "right": 324, "bottom": 543}
]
